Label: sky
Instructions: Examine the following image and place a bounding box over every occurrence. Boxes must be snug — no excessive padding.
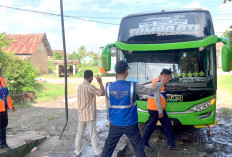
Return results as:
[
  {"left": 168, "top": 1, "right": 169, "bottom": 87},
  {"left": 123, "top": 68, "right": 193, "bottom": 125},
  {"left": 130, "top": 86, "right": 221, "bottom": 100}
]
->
[{"left": 0, "top": 0, "right": 231, "bottom": 54}]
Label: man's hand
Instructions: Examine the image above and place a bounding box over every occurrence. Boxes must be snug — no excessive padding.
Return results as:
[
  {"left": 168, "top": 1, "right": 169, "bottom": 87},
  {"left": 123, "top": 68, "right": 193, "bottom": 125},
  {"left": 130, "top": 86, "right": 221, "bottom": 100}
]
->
[
  {"left": 160, "top": 75, "right": 171, "bottom": 85},
  {"left": 12, "top": 106, "right": 15, "bottom": 112},
  {"left": 158, "top": 113, "right": 164, "bottom": 118},
  {"left": 95, "top": 75, "right": 102, "bottom": 84}
]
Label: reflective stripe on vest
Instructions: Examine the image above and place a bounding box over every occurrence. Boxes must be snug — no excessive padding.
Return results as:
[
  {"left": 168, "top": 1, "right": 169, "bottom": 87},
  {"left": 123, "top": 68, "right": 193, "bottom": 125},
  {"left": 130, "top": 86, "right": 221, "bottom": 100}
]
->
[{"left": 107, "top": 82, "right": 135, "bottom": 109}]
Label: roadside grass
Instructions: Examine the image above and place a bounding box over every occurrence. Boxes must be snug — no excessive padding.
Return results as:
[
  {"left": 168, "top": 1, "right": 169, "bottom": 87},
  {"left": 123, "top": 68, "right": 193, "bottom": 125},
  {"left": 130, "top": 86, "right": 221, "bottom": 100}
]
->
[
  {"left": 217, "top": 75, "right": 232, "bottom": 93},
  {"left": 217, "top": 75, "right": 232, "bottom": 115},
  {"left": 13, "top": 101, "right": 30, "bottom": 109},
  {"left": 47, "top": 115, "right": 55, "bottom": 120},
  {"left": 34, "top": 82, "right": 76, "bottom": 103},
  {"left": 39, "top": 73, "right": 57, "bottom": 78}
]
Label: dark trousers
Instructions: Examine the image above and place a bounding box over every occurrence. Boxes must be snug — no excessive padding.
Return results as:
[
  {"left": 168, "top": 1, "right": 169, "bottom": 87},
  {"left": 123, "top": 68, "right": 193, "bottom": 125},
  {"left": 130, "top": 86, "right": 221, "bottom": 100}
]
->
[
  {"left": 142, "top": 110, "right": 175, "bottom": 147},
  {"left": 101, "top": 123, "right": 146, "bottom": 157},
  {"left": 0, "top": 110, "right": 8, "bottom": 145}
]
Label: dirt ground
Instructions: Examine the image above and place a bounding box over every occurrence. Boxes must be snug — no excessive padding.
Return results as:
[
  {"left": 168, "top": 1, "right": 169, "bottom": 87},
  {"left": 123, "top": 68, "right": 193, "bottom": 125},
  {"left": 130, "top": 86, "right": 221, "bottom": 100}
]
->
[
  {"left": 7, "top": 77, "right": 113, "bottom": 157},
  {"left": 6, "top": 76, "right": 232, "bottom": 157}
]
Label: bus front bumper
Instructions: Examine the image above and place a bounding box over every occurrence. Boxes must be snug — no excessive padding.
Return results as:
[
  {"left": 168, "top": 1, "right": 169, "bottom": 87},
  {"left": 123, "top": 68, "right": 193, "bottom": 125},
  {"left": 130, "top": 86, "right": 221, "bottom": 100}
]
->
[{"left": 138, "top": 105, "right": 216, "bottom": 126}]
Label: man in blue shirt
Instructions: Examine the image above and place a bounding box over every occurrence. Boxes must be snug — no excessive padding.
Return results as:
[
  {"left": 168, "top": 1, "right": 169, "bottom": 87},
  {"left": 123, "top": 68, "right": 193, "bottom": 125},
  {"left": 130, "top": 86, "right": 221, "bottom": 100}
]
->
[{"left": 101, "top": 60, "right": 171, "bottom": 157}]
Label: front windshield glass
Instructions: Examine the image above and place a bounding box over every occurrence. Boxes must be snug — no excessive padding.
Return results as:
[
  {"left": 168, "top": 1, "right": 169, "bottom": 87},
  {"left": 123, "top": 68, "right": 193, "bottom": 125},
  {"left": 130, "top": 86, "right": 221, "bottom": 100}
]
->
[{"left": 119, "top": 45, "right": 216, "bottom": 89}]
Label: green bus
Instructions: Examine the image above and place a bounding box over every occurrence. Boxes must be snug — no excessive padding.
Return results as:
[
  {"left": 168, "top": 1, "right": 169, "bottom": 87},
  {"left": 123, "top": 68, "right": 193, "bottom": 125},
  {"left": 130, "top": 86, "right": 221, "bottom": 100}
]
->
[{"left": 101, "top": 9, "right": 232, "bottom": 127}]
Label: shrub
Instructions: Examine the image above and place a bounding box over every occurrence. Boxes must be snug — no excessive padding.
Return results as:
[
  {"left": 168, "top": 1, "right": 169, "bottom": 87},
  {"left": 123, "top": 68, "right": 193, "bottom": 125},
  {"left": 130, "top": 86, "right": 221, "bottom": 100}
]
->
[
  {"left": 0, "top": 52, "right": 39, "bottom": 94},
  {"left": 47, "top": 58, "right": 56, "bottom": 74},
  {"left": 53, "top": 52, "right": 63, "bottom": 60}
]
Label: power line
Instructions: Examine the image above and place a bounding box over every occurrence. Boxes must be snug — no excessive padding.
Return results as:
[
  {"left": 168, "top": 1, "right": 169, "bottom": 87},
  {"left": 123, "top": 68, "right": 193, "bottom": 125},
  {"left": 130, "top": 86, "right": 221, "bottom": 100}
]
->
[
  {"left": 0, "top": 5, "right": 119, "bottom": 25},
  {"left": 2, "top": 4, "right": 232, "bottom": 15},
  {"left": 0, "top": 5, "right": 231, "bottom": 23},
  {"left": 1, "top": 10, "right": 230, "bottom": 21},
  {"left": 0, "top": 10, "right": 122, "bottom": 19}
]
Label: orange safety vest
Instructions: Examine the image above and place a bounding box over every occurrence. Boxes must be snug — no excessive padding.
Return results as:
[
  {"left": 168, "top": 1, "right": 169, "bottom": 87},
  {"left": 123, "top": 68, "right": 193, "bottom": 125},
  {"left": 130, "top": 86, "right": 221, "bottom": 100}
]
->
[
  {"left": 147, "top": 77, "right": 166, "bottom": 111},
  {"left": 0, "top": 77, "right": 13, "bottom": 112}
]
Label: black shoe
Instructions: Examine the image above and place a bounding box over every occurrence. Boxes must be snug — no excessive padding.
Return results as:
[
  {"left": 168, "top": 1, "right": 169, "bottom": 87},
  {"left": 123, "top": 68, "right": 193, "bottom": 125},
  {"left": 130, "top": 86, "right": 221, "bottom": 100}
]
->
[
  {"left": 0, "top": 144, "right": 12, "bottom": 151},
  {"left": 168, "top": 145, "right": 178, "bottom": 150}
]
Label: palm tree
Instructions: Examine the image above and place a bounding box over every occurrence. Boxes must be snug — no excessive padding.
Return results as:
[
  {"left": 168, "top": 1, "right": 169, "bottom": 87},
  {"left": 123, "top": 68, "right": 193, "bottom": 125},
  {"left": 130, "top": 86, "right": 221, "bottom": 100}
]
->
[{"left": 78, "top": 45, "right": 87, "bottom": 58}]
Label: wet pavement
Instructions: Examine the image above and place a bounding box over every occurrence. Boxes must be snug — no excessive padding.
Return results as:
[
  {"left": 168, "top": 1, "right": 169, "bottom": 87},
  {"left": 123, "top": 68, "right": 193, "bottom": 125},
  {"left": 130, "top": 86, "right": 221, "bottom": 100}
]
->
[{"left": 120, "top": 110, "right": 232, "bottom": 157}]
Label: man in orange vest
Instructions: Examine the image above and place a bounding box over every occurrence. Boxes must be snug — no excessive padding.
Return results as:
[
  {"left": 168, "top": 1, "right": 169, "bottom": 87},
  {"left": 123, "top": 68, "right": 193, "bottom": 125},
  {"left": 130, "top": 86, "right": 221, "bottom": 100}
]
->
[
  {"left": 0, "top": 67, "right": 15, "bottom": 151},
  {"left": 142, "top": 69, "right": 176, "bottom": 150}
]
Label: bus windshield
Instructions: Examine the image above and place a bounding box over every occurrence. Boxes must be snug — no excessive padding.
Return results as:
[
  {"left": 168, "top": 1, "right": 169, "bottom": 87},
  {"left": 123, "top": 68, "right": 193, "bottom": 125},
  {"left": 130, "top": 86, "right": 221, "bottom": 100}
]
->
[
  {"left": 119, "top": 11, "right": 214, "bottom": 43},
  {"left": 120, "top": 45, "right": 216, "bottom": 90}
]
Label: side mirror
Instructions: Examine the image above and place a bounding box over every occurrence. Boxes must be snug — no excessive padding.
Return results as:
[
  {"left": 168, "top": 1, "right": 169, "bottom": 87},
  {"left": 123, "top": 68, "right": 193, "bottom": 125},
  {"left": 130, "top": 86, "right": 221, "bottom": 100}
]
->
[
  {"left": 218, "top": 37, "right": 232, "bottom": 72},
  {"left": 101, "top": 44, "right": 114, "bottom": 71}
]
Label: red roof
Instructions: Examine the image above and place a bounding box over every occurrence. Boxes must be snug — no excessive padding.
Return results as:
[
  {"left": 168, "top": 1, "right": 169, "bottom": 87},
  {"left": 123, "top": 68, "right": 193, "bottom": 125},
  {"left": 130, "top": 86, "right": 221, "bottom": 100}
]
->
[
  {"left": 88, "top": 53, "right": 95, "bottom": 58},
  {"left": 5, "top": 33, "right": 53, "bottom": 56}
]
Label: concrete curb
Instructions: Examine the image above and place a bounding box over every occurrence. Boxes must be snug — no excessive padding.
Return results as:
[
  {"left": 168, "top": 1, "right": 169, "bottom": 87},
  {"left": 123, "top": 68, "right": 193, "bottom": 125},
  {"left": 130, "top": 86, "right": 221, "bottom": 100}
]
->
[{"left": 0, "top": 131, "right": 46, "bottom": 157}]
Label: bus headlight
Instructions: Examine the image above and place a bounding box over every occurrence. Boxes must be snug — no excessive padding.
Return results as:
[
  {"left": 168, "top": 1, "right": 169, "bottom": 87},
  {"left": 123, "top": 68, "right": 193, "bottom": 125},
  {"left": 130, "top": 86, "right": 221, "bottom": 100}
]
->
[{"left": 190, "top": 100, "right": 211, "bottom": 112}]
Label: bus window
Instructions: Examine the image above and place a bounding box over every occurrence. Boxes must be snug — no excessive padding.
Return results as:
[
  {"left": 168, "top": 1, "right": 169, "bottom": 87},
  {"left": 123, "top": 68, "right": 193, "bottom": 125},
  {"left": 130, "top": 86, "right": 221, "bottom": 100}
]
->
[{"left": 120, "top": 45, "right": 216, "bottom": 90}]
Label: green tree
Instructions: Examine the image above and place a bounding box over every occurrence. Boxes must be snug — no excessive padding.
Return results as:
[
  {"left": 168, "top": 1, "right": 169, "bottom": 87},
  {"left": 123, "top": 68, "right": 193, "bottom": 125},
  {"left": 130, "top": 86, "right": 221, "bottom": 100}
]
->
[
  {"left": 92, "top": 53, "right": 99, "bottom": 66},
  {"left": 221, "top": 26, "right": 232, "bottom": 44},
  {"left": 48, "top": 58, "right": 56, "bottom": 73},
  {"left": 53, "top": 52, "right": 63, "bottom": 60},
  {"left": 68, "top": 51, "right": 80, "bottom": 59},
  {"left": 0, "top": 32, "right": 15, "bottom": 48},
  {"left": 78, "top": 45, "right": 87, "bottom": 58}
]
